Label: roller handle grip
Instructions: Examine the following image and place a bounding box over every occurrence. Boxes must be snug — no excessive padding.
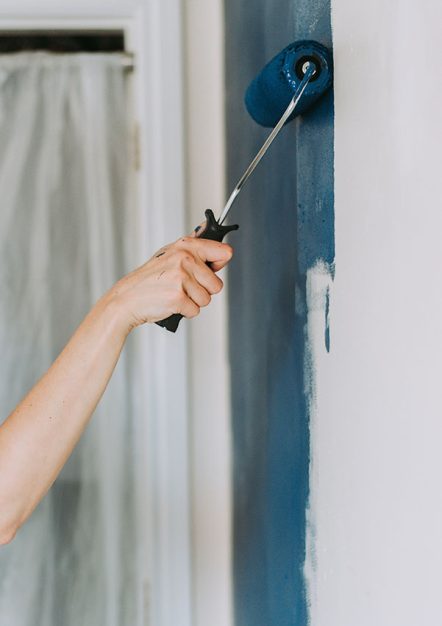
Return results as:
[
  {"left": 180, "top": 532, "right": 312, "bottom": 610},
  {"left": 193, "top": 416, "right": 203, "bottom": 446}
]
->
[{"left": 156, "top": 209, "right": 239, "bottom": 333}]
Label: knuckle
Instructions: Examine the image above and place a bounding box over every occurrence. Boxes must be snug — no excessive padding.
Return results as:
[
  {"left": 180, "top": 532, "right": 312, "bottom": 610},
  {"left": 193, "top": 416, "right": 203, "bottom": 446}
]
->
[
  {"left": 177, "top": 251, "right": 188, "bottom": 265},
  {"left": 211, "top": 278, "right": 223, "bottom": 294},
  {"left": 223, "top": 244, "right": 234, "bottom": 260},
  {"left": 171, "top": 248, "right": 187, "bottom": 264},
  {"left": 177, "top": 252, "right": 194, "bottom": 269},
  {"left": 189, "top": 306, "right": 200, "bottom": 319},
  {"left": 171, "top": 267, "right": 187, "bottom": 284},
  {"left": 201, "top": 292, "right": 211, "bottom": 307}
]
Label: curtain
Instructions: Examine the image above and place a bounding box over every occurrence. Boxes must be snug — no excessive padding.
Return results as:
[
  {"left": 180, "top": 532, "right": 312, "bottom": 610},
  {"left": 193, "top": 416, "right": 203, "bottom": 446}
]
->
[{"left": 0, "top": 52, "right": 144, "bottom": 626}]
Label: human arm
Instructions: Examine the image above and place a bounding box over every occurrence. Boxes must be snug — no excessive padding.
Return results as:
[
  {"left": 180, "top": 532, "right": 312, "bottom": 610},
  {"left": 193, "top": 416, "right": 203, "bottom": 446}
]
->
[{"left": 0, "top": 234, "right": 232, "bottom": 544}]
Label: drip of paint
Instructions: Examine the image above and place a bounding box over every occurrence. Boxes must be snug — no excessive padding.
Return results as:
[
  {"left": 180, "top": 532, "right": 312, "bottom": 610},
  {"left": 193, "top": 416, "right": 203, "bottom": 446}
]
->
[{"left": 325, "top": 285, "right": 331, "bottom": 352}]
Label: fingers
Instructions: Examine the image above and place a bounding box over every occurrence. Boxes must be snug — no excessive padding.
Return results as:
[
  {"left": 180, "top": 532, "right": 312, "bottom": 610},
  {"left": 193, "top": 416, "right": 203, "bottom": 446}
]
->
[
  {"left": 138, "top": 235, "right": 233, "bottom": 323},
  {"left": 173, "top": 261, "right": 217, "bottom": 318},
  {"left": 183, "top": 255, "right": 223, "bottom": 295},
  {"left": 177, "top": 236, "right": 233, "bottom": 272},
  {"left": 170, "top": 274, "right": 211, "bottom": 320},
  {"left": 112, "top": 229, "right": 234, "bottom": 330},
  {"left": 208, "top": 256, "right": 232, "bottom": 273},
  {"left": 178, "top": 294, "right": 200, "bottom": 319},
  {"left": 183, "top": 275, "right": 212, "bottom": 308}
]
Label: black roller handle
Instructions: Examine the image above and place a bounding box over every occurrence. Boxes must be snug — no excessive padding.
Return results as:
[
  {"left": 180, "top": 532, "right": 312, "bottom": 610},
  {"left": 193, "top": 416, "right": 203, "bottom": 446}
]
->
[{"left": 156, "top": 209, "right": 239, "bottom": 333}]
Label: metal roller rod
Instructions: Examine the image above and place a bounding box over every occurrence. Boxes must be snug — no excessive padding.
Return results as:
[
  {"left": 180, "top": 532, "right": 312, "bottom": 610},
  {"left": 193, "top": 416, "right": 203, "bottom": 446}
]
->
[{"left": 217, "top": 61, "right": 315, "bottom": 226}]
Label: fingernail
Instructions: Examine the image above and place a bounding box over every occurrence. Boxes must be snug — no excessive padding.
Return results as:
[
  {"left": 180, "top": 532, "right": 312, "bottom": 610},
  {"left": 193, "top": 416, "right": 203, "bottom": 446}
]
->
[{"left": 194, "top": 225, "right": 201, "bottom": 233}]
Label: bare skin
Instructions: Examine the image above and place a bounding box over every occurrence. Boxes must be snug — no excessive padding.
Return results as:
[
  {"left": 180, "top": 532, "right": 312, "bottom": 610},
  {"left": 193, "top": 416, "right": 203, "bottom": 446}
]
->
[{"left": 0, "top": 232, "right": 233, "bottom": 545}]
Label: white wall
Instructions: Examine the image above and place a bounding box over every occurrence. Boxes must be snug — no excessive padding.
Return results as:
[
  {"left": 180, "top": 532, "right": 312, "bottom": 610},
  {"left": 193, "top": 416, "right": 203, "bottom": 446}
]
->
[
  {"left": 308, "top": 1, "right": 442, "bottom": 624},
  {"left": 184, "top": 2, "right": 233, "bottom": 626}
]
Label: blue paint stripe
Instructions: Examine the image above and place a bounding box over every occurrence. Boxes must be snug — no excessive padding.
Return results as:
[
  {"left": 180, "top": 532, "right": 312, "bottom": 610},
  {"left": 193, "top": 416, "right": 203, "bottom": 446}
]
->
[{"left": 225, "top": 1, "right": 334, "bottom": 624}]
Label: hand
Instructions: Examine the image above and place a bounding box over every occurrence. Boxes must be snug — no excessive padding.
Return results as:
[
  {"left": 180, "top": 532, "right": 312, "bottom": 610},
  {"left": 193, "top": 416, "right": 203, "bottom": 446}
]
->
[{"left": 107, "top": 232, "right": 233, "bottom": 333}]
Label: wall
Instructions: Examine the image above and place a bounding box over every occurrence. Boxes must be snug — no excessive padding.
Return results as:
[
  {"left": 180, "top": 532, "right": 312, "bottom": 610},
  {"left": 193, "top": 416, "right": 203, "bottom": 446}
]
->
[
  {"left": 225, "top": 1, "right": 333, "bottom": 624},
  {"left": 308, "top": 0, "right": 442, "bottom": 624},
  {"left": 184, "top": 1, "right": 232, "bottom": 625}
]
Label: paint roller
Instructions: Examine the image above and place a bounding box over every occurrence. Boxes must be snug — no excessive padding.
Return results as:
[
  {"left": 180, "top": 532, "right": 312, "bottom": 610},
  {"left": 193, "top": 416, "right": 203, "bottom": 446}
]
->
[{"left": 157, "top": 40, "right": 333, "bottom": 333}]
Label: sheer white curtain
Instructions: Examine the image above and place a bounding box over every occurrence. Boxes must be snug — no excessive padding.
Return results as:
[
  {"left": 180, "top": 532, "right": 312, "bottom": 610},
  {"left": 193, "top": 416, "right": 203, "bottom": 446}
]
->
[{"left": 0, "top": 52, "right": 144, "bottom": 625}]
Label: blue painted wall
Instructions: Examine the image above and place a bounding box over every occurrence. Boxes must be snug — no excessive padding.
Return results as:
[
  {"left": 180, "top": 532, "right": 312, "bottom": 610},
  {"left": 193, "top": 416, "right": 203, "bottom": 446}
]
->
[{"left": 225, "top": 1, "right": 334, "bottom": 624}]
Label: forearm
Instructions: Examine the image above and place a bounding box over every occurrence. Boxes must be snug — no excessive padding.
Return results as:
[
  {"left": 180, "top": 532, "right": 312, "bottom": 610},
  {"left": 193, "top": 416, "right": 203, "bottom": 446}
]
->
[
  {"left": 0, "top": 294, "right": 128, "bottom": 541},
  {"left": 0, "top": 232, "right": 233, "bottom": 545}
]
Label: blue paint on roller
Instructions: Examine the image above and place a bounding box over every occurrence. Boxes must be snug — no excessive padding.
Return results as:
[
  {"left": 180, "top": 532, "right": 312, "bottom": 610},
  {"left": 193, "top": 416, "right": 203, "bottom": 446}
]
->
[{"left": 245, "top": 40, "right": 333, "bottom": 127}]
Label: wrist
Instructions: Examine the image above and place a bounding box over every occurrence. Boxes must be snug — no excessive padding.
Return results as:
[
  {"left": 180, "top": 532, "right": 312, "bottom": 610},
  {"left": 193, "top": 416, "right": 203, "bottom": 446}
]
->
[{"left": 94, "top": 291, "right": 133, "bottom": 340}]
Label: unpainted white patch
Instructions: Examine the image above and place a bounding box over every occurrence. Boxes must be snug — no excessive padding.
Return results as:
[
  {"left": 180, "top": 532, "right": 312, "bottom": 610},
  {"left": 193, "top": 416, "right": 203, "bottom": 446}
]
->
[{"left": 304, "top": 261, "right": 334, "bottom": 619}]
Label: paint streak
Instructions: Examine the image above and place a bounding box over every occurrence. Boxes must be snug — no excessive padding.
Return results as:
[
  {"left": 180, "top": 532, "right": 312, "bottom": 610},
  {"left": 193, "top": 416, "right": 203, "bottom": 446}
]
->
[
  {"left": 225, "top": 0, "right": 334, "bottom": 624},
  {"left": 325, "top": 285, "right": 331, "bottom": 352}
]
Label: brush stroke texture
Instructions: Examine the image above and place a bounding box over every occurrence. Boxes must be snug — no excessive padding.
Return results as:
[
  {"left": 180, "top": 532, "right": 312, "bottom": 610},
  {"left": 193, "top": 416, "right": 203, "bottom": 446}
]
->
[{"left": 225, "top": 0, "right": 334, "bottom": 624}]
